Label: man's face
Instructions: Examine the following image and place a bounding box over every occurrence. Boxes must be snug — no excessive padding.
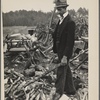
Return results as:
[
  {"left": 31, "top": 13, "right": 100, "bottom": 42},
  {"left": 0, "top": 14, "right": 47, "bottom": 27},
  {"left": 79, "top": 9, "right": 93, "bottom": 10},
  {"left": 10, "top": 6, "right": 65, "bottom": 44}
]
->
[{"left": 56, "top": 7, "right": 66, "bottom": 16}]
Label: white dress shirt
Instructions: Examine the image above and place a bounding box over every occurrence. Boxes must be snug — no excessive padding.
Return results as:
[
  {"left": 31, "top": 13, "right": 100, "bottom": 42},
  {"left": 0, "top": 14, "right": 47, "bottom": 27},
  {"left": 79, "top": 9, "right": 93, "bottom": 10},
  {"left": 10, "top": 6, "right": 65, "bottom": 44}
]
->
[{"left": 58, "top": 11, "right": 69, "bottom": 24}]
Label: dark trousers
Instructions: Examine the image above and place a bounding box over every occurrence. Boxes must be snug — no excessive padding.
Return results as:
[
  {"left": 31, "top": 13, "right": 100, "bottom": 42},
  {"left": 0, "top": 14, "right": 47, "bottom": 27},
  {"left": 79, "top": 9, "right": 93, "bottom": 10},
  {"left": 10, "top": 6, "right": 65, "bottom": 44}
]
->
[{"left": 55, "top": 62, "right": 76, "bottom": 96}]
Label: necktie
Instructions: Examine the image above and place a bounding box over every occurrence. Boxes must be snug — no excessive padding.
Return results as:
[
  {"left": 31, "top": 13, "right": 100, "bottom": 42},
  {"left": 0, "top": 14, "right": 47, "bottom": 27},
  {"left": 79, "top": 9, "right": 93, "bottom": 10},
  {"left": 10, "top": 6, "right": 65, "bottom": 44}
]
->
[{"left": 59, "top": 16, "right": 64, "bottom": 24}]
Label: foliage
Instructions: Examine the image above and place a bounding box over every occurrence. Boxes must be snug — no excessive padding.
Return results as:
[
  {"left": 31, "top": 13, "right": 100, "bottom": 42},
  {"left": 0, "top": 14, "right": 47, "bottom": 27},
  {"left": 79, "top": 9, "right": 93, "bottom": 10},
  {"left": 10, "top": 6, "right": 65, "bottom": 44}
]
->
[
  {"left": 3, "top": 8, "right": 88, "bottom": 39},
  {"left": 3, "top": 8, "right": 88, "bottom": 27},
  {"left": 4, "top": 25, "right": 88, "bottom": 99},
  {"left": 68, "top": 8, "right": 88, "bottom": 39}
]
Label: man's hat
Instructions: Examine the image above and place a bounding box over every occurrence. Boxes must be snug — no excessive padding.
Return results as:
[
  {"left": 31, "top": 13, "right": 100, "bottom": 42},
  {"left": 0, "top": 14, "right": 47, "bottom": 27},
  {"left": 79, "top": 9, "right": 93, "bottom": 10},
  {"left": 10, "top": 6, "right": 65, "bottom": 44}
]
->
[
  {"left": 28, "top": 27, "right": 36, "bottom": 34},
  {"left": 54, "top": 0, "right": 69, "bottom": 8}
]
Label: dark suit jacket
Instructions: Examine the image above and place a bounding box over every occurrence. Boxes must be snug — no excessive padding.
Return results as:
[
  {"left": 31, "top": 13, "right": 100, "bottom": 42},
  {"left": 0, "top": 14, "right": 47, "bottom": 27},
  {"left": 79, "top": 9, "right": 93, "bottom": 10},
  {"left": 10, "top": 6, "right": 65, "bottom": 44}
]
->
[{"left": 52, "top": 14, "right": 75, "bottom": 60}]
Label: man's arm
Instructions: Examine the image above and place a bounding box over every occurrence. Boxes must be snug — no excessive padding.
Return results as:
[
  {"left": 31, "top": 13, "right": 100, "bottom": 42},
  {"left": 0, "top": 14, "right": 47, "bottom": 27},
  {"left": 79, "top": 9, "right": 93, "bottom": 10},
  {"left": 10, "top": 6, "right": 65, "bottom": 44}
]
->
[{"left": 63, "top": 21, "right": 75, "bottom": 59}]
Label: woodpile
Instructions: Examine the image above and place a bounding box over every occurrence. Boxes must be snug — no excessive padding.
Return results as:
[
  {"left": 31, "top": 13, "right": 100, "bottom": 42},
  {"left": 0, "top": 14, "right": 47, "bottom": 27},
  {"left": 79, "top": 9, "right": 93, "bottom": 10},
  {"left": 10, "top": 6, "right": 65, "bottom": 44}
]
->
[{"left": 4, "top": 23, "right": 88, "bottom": 100}]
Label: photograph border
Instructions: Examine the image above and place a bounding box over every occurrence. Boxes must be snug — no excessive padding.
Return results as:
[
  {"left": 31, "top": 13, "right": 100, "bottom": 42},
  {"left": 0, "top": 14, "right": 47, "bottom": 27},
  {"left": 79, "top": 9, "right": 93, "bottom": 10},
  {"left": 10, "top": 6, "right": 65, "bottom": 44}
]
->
[{"left": 1, "top": 0, "right": 99, "bottom": 100}]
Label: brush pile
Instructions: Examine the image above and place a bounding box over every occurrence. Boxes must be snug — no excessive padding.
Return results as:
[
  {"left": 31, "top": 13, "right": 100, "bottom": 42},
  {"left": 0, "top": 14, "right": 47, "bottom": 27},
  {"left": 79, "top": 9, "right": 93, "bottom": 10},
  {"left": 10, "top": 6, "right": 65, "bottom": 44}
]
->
[{"left": 4, "top": 17, "right": 88, "bottom": 100}]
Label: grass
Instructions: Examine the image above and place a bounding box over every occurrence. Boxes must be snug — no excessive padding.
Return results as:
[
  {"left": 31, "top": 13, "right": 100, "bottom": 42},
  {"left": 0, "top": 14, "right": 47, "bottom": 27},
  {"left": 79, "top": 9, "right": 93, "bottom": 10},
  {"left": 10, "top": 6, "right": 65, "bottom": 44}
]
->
[{"left": 3, "top": 26, "right": 36, "bottom": 40}]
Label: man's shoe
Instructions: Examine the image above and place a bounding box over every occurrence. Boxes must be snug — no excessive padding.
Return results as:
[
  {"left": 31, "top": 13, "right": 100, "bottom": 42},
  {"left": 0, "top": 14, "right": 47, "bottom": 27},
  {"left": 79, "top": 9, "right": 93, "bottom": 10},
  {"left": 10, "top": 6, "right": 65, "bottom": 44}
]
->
[
  {"left": 67, "top": 92, "right": 80, "bottom": 100},
  {"left": 59, "top": 94, "right": 69, "bottom": 100}
]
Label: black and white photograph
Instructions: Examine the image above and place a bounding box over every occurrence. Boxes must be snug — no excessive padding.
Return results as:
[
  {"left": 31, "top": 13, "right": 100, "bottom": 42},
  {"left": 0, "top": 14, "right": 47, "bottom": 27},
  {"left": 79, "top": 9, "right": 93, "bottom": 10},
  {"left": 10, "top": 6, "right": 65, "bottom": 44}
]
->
[{"left": 1, "top": 0, "right": 99, "bottom": 100}]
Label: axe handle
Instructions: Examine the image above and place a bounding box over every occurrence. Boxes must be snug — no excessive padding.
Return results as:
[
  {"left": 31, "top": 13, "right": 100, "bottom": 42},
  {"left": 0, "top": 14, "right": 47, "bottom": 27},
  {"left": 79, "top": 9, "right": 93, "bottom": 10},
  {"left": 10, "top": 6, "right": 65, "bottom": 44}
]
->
[
  {"left": 48, "top": 7, "right": 56, "bottom": 32},
  {"left": 43, "top": 7, "right": 56, "bottom": 44}
]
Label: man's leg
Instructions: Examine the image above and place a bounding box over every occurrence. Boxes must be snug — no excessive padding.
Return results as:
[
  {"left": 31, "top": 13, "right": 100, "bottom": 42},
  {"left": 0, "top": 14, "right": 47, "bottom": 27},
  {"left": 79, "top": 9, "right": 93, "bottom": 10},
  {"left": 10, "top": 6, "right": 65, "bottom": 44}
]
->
[
  {"left": 64, "top": 64, "right": 76, "bottom": 95},
  {"left": 55, "top": 65, "right": 67, "bottom": 96}
]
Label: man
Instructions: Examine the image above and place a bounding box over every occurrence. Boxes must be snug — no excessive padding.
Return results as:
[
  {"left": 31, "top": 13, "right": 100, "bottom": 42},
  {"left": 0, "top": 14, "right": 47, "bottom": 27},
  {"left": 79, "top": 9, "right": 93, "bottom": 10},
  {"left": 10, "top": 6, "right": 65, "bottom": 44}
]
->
[
  {"left": 24, "top": 28, "right": 38, "bottom": 49},
  {"left": 52, "top": 0, "right": 79, "bottom": 99},
  {"left": 26, "top": 29, "right": 37, "bottom": 42}
]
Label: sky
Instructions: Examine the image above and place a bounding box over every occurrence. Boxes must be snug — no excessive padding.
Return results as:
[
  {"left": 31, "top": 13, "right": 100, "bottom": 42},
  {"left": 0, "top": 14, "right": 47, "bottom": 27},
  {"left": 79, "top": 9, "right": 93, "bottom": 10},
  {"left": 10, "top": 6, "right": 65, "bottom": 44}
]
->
[{"left": 2, "top": 0, "right": 88, "bottom": 13}]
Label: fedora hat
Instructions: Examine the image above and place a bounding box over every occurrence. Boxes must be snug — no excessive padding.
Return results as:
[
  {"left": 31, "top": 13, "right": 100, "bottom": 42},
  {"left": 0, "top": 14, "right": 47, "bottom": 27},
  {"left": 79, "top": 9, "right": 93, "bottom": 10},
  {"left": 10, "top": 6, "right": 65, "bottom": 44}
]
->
[{"left": 54, "top": 0, "right": 69, "bottom": 8}]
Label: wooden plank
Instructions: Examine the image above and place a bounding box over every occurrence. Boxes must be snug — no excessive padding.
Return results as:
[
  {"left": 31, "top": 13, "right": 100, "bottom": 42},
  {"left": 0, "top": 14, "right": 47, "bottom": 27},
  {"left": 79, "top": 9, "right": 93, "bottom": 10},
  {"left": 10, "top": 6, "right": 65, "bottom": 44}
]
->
[{"left": 9, "top": 48, "right": 26, "bottom": 52}]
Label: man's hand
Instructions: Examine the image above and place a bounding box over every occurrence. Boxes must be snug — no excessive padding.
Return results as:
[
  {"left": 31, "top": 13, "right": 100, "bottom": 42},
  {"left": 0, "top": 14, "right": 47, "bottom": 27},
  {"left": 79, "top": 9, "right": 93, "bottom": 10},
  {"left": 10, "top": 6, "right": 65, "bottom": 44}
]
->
[
  {"left": 53, "top": 54, "right": 59, "bottom": 63},
  {"left": 61, "top": 56, "right": 67, "bottom": 66}
]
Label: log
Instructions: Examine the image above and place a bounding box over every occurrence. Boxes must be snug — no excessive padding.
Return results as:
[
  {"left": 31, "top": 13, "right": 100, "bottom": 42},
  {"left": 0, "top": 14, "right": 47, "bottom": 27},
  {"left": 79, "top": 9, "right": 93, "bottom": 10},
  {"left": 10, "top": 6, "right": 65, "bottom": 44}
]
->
[
  {"left": 70, "top": 49, "right": 88, "bottom": 63},
  {"left": 11, "top": 69, "right": 24, "bottom": 80},
  {"left": 6, "top": 77, "right": 21, "bottom": 94},
  {"left": 73, "top": 56, "right": 88, "bottom": 70},
  {"left": 24, "top": 68, "right": 35, "bottom": 77},
  {"left": 23, "top": 63, "right": 62, "bottom": 88}
]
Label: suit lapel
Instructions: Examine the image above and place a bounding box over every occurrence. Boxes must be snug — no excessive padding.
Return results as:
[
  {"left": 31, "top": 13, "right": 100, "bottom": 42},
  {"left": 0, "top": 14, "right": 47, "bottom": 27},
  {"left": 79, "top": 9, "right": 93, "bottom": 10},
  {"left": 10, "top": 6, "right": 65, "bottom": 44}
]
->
[{"left": 59, "top": 14, "right": 71, "bottom": 38}]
